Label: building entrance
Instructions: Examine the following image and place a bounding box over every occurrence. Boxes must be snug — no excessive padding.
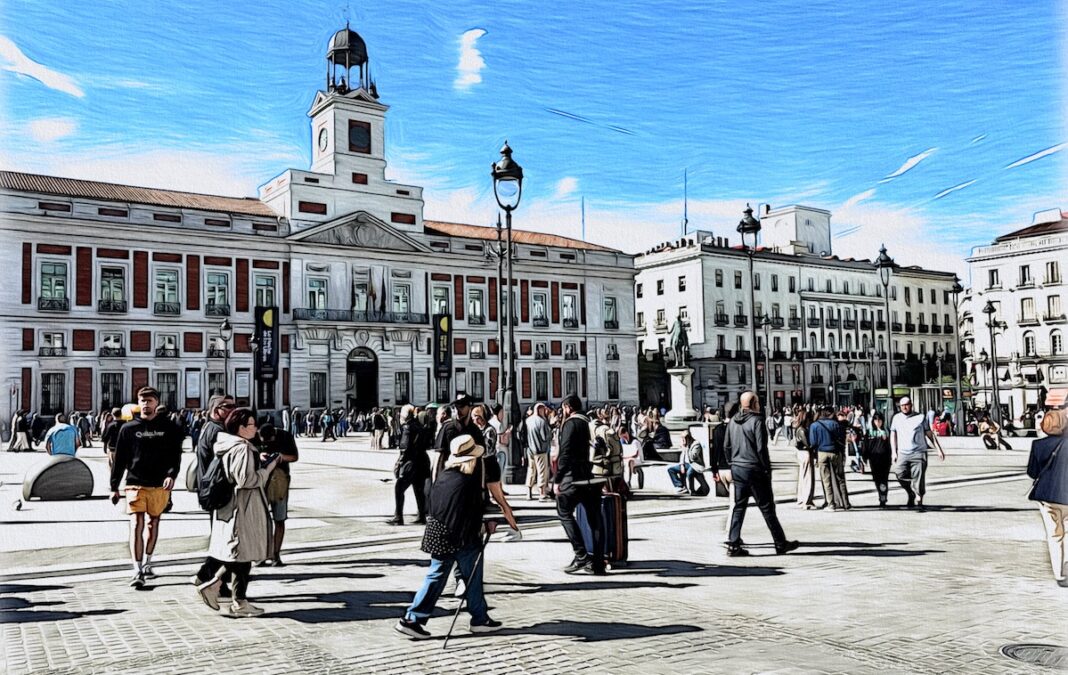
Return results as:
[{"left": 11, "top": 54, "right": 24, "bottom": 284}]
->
[{"left": 346, "top": 347, "right": 378, "bottom": 412}]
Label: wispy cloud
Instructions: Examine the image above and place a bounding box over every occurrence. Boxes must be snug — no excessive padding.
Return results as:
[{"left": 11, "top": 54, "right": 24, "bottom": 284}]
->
[
  {"left": 545, "top": 108, "right": 635, "bottom": 136},
  {"left": 970, "top": 134, "right": 987, "bottom": 144},
  {"left": 0, "top": 35, "right": 84, "bottom": 97},
  {"left": 454, "top": 28, "right": 487, "bottom": 91},
  {"left": 933, "top": 179, "right": 977, "bottom": 200},
  {"left": 552, "top": 176, "right": 578, "bottom": 200},
  {"left": 26, "top": 117, "right": 77, "bottom": 142},
  {"left": 841, "top": 188, "right": 876, "bottom": 209},
  {"left": 1004, "top": 142, "right": 1066, "bottom": 169},
  {"left": 879, "top": 147, "right": 937, "bottom": 182}
]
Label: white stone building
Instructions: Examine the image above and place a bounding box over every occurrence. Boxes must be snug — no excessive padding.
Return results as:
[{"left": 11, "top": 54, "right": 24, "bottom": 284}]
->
[
  {"left": 962, "top": 208, "right": 1067, "bottom": 418},
  {"left": 635, "top": 205, "right": 960, "bottom": 412},
  {"left": 0, "top": 26, "right": 637, "bottom": 427}
]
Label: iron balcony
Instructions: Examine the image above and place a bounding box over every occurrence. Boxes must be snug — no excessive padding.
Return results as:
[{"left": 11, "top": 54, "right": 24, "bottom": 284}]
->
[
  {"left": 293, "top": 308, "right": 430, "bottom": 324},
  {"left": 98, "top": 299, "right": 127, "bottom": 313},
  {"left": 38, "top": 297, "right": 69, "bottom": 311}
]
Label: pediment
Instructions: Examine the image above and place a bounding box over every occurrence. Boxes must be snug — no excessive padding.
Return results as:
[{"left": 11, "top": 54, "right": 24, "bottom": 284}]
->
[{"left": 291, "top": 211, "right": 429, "bottom": 252}]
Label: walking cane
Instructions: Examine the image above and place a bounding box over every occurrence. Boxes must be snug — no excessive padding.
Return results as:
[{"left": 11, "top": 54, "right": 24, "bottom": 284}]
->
[{"left": 442, "top": 529, "right": 492, "bottom": 650}]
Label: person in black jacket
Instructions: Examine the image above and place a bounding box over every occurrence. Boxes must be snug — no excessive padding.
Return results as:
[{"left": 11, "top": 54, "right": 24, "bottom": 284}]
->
[
  {"left": 710, "top": 405, "right": 737, "bottom": 540},
  {"left": 434, "top": 395, "right": 484, "bottom": 479},
  {"left": 109, "top": 387, "right": 184, "bottom": 588},
  {"left": 1027, "top": 411, "right": 1068, "bottom": 587},
  {"left": 191, "top": 395, "right": 236, "bottom": 593},
  {"left": 389, "top": 404, "right": 431, "bottom": 526},
  {"left": 555, "top": 395, "right": 605, "bottom": 575},
  {"left": 723, "top": 392, "right": 798, "bottom": 557}
]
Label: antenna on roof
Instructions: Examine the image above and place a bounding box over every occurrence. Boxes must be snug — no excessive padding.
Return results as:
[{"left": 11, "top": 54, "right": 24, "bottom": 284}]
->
[
  {"left": 681, "top": 168, "right": 689, "bottom": 237},
  {"left": 581, "top": 196, "right": 586, "bottom": 241}
]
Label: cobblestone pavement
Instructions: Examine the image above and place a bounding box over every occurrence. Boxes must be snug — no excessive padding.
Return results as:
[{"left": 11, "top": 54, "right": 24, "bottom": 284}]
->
[{"left": 2, "top": 440, "right": 1064, "bottom": 674}]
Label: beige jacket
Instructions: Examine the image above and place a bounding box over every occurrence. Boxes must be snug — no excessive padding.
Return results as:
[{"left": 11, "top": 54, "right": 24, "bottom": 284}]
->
[{"left": 207, "top": 433, "right": 272, "bottom": 563}]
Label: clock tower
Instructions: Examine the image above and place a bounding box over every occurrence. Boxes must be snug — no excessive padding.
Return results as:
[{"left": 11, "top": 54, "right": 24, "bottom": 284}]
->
[{"left": 259, "top": 25, "right": 424, "bottom": 234}]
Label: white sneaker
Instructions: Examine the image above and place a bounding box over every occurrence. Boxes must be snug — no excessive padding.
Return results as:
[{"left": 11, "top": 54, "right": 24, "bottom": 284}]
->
[
  {"left": 141, "top": 566, "right": 158, "bottom": 579},
  {"left": 453, "top": 578, "right": 467, "bottom": 598},
  {"left": 196, "top": 579, "right": 221, "bottom": 611},
  {"left": 229, "top": 600, "right": 265, "bottom": 617}
]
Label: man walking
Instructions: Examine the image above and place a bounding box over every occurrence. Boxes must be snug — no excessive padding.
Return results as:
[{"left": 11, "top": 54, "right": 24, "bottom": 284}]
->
[
  {"left": 555, "top": 395, "right": 605, "bottom": 575},
  {"left": 259, "top": 422, "right": 299, "bottom": 565},
  {"left": 724, "top": 392, "right": 799, "bottom": 557},
  {"left": 110, "top": 387, "right": 183, "bottom": 588},
  {"left": 44, "top": 413, "right": 80, "bottom": 457},
  {"left": 101, "top": 407, "right": 122, "bottom": 470},
  {"left": 434, "top": 395, "right": 484, "bottom": 479},
  {"left": 809, "top": 407, "right": 850, "bottom": 510},
  {"left": 525, "top": 403, "right": 552, "bottom": 500},
  {"left": 890, "top": 396, "right": 945, "bottom": 510}
]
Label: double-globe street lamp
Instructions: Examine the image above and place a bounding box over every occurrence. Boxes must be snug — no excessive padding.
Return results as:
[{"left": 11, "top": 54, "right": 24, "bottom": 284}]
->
[
  {"left": 875, "top": 245, "right": 896, "bottom": 417},
  {"left": 738, "top": 205, "right": 761, "bottom": 397},
  {"left": 982, "top": 300, "right": 1004, "bottom": 424},
  {"left": 491, "top": 141, "right": 524, "bottom": 483},
  {"left": 758, "top": 313, "right": 774, "bottom": 411}
]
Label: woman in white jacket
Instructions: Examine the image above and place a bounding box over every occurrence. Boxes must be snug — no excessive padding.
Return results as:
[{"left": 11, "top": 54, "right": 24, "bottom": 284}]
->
[{"left": 196, "top": 408, "right": 279, "bottom": 617}]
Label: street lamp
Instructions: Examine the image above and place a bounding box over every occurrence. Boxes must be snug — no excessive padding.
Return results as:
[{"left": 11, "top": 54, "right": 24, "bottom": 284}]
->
[
  {"left": 866, "top": 345, "right": 876, "bottom": 412},
  {"left": 249, "top": 331, "right": 261, "bottom": 412},
  {"left": 759, "top": 314, "right": 773, "bottom": 411},
  {"left": 484, "top": 215, "right": 506, "bottom": 406},
  {"left": 976, "top": 347, "right": 989, "bottom": 413},
  {"left": 875, "top": 244, "right": 896, "bottom": 417},
  {"left": 219, "top": 318, "right": 233, "bottom": 396},
  {"left": 738, "top": 204, "right": 761, "bottom": 397},
  {"left": 950, "top": 276, "right": 965, "bottom": 434},
  {"left": 982, "top": 300, "right": 1003, "bottom": 424},
  {"left": 491, "top": 141, "right": 524, "bottom": 483}
]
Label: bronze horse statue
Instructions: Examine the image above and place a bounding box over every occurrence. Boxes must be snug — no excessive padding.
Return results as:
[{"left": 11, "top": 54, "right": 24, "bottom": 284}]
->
[{"left": 668, "top": 317, "right": 689, "bottom": 368}]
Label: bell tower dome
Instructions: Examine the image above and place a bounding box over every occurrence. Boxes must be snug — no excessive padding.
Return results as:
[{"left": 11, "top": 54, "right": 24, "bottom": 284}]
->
[{"left": 326, "top": 23, "right": 375, "bottom": 95}]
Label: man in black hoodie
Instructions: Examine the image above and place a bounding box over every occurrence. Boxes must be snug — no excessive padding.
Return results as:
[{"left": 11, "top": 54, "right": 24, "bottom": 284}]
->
[
  {"left": 555, "top": 395, "right": 605, "bottom": 575},
  {"left": 723, "top": 392, "right": 798, "bottom": 557}
]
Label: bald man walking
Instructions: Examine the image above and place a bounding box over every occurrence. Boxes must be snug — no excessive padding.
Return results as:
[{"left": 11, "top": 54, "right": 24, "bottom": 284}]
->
[{"left": 724, "top": 392, "right": 799, "bottom": 557}]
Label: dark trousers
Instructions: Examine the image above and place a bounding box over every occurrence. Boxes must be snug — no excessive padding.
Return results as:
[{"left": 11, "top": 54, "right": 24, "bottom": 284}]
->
[
  {"left": 557, "top": 486, "right": 604, "bottom": 568},
  {"left": 200, "top": 559, "right": 251, "bottom": 600},
  {"left": 728, "top": 465, "right": 787, "bottom": 546},
  {"left": 868, "top": 453, "right": 892, "bottom": 504},
  {"left": 394, "top": 471, "right": 429, "bottom": 519}
]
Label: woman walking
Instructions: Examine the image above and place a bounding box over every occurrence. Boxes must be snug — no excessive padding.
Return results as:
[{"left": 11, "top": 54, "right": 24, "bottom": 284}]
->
[
  {"left": 793, "top": 411, "right": 816, "bottom": 509},
  {"left": 866, "top": 413, "right": 893, "bottom": 507},
  {"left": 388, "top": 405, "right": 430, "bottom": 526},
  {"left": 1026, "top": 411, "right": 1068, "bottom": 587},
  {"left": 196, "top": 408, "right": 279, "bottom": 617}
]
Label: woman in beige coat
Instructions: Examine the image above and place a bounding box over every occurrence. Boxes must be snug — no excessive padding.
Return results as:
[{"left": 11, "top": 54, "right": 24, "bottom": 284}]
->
[{"left": 195, "top": 408, "right": 278, "bottom": 617}]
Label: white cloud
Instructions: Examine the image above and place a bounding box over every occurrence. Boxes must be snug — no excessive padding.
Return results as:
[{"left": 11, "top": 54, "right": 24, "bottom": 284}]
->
[
  {"left": 1004, "top": 142, "right": 1066, "bottom": 170},
  {"left": 26, "top": 117, "right": 77, "bottom": 142},
  {"left": 454, "top": 29, "right": 487, "bottom": 91},
  {"left": 841, "top": 188, "right": 876, "bottom": 209},
  {"left": 552, "top": 176, "right": 578, "bottom": 199},
  {"left": 831, "top": 202, "right": 966, "bottom": 277},
  {"left": 932, "top": 179, "right": 977, "bottom": 201},
  {"left": 0, "top": 35, "right": 84, "bottom": 97},
  {"left": 880, "top": 147, "right": 937, "bottom": 182}
]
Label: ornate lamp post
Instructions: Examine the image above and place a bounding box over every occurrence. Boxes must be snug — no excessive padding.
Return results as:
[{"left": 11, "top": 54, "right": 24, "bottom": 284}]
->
[
  {"left": 491, "top": 141, "right": 524, "bottom": 483},
  {"left": 875, "top": 245, "right": 896, "bottom": 417},
  {"left": 484, "top": 215, "right": 506, "bottom": 405},
  {"left": 950, "top": 276, "right": 965, "bottom": 433},
  {"left": 982, "top": 300, "right": 1003, "bottom": 424},
  {"left": 737, "top": 205, "right": 761, "bottom": 396},
  {"left": 759, "top": 314, "right": 773, "bottom": 410},
  {"left": 249, "top": 331, "right": 261, "bottom": 412},
  {"left": 219, "top": 318, "right": 233, "bottom": 395}
]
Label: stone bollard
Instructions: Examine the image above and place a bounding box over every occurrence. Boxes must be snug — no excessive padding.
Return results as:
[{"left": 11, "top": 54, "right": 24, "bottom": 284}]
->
[{"left": 22, "top": 455, "right": 94, "bottom": 501}]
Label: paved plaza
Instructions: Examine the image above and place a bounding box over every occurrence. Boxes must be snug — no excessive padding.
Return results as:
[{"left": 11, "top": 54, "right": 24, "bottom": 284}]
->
[{"left": 1, "top": 436, "right": 1065, "bottom": 673}]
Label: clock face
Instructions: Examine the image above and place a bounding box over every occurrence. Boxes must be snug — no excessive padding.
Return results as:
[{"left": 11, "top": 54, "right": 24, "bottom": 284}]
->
[
  {"left": 317, "top": 128, "right": 328, "bottom": 152},
  {"left": 348, "top": 120, "right": 371, "bottom": 154}
]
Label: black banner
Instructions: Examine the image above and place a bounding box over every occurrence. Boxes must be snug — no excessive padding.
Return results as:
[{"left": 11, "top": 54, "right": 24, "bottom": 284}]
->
[
  {"left": 254, "top": 306, "right": 280, "bottom": 382},
  {"left": 433, "top": 313, "right": 452, "bottom": 379}
]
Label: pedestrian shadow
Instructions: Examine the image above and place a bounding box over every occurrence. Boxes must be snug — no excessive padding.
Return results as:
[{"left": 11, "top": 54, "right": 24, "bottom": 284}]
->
[
  {"left": 287, "top": 557, "right": 428, "bottom": 569},
  {"left": 471, "top": 620, "right": 704, "bottom": 643},
  {"left": 0, "top": 583, "right": 70, "bottom": 594},
  {"left": 253, "top": 572, "right": 385, "bottom": 583},
  {"left": 613, "top": 560, "right": 785, "bottom": 578},
  {"left": 265, "top": 589, "right": 413, "bottom": 623},
  {"left": 488, "top": 579, "right": 699, "bottom": 595},
  {"left": 0, "top": 597, "right": 65, "bottom": 610},
  {"left": 0, "top": 608, "right": 125, "bottom": 624},
  {"left": 905, "top": 505, "right": 1031, "bottom": 513},
  {"left": 792, "top": 548, "right": 942, "bottom": 557}
]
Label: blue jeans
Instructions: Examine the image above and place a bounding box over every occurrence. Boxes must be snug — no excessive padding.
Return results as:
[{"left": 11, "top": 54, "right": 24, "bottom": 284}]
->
[
  {"left": 405, "top": 543, "right": 489, "bottom": 625},
  {"left": 668, "top": 463, "right": 686, "bottom": 488}
]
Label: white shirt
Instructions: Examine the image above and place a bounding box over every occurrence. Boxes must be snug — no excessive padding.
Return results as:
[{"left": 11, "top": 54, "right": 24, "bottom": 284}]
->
[{"left": 891, "top": 412, "right": 930, "bottom": 456}]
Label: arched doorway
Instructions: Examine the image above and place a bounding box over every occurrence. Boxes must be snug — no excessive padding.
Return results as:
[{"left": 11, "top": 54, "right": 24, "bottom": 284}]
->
[{"left": 346, "top": 347, "right": 378, "bottom": 411}]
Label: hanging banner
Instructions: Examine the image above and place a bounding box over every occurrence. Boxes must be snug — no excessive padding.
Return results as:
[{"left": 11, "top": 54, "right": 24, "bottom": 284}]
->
[
  {"left": 255, "top": 306, "right": 280, "bottom": 382},
  {"left": 434, "top": 313, "right": 452, "bottom": 378}
]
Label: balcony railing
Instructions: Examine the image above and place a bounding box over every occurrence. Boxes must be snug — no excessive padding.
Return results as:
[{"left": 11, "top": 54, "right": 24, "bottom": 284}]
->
[
  {"left": 154, "top": 302, "right": 181, "bottom": 316},
  {"left": 606, "top": 352, "right": 620, "bottom": 361},
  {"left": 99, "top": 347, "right": 126, "bottom": 357},
  {"left": 808, "top": 351, "right": 827, "bottom": 359},
  {"left": 715, "top": 349, "right": 732, "bottom": 358},
  {"left": 843, "top": 319, "right": 857, "bottom": 329},
  {"left": 207, "top": 347, "right": 228, "bottom": 358},
  {"left": 1018, "top": 279, "right": 1035, "bottom": 289},
  {"left": 39, "top": 346, "right": 67, "bottom": 356},
  {"left": 564, "top": 352, "right": 580, "bottom": 361},
  {"left": 733, "top": 314, "right": 748, "bottom": 327},
  {"left": 768, "top": 317, "right": 785, "bottom": 329},
  {"left": 714, "top": 313, "right": 729, "bottom": 327},
  {"left": 918, "top": 324, "right": 929, "bottom": 333},
  {"left": 1044, "top": 276, "right": 1062, "bottom": 285},
  {"left": 860, "top": 320, "right": 873, "bottom": 330},
  {"left": 604, "top": 320, "right": 619, "bottom": 330},
  {"left": 292, "top": 308, "right": 429, "bottom": 324},
  {"left": 904, "top": 322, "right": 916, "bottom": 332},
  {"left": 735, "top": 349, "right": 751, "bottom": 359},
  {"left": 932, "top": 325, "right": 942, "bottom": 334},
  {"left": 876, "top": 321, "right": 887, "bottom": 331},
  {"left": 811, "top": 376, "right": 825, "bottom": 384},
  {"left": 38, "top": 297, "right": 69, "bottom": 311},
  {"left": 206, "top": 303, "right": 230, "bottom": 317},
  {"left": 807, "top": 317, "right": 821, "bottom": 328},
  {"left": 98, "top": 299, "right": 127, "bottom": 313},
  {"left": 468, "top": 314, "right": 486, "bottom": 325},
  {"left": 827, "top": 318, "right": 840, "bottom": 328},
  {"left": 1044, "top": 313, "right": 1067, "bottom": 323},
  {"left": 532, "top": 316, "right": 549, "bottom": 327},
  {"left": 533, "top": 351, "right": 549, "bottom": 361},
  {"left": 155, "top": 347, "right": 179, "bottom": 358},
  {"left": 563, "top": 317, "right": 579, "bottom": 329},
  {"left": 788, "top": 317, "right": 802, "bottom": 329},
  {"left": 469, "top": 351, "right": 486, "bottom": 360},
  {"left": 772, "top": 350, "right": 787, "bottom": 360},
  {"left": 1019, "top": 316, "right": 1040, "bottom": 327}
]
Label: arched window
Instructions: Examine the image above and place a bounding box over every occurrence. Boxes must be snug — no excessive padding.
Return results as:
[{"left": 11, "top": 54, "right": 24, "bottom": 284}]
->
[
  {"left": 845, "top": 334, "right": 854, "bottom": 352},
  {"left": 829, "top": 334, "right": 837, "bottom": 351},
  {"left": 1051, "top": 330, "right": 1063, "bottom": 356},
  {"left": 1023, "top": 331, "right": 1036, "bottom": 356},
  {"left": 809, "top": 333, "right": 818, "bottom": 349}
]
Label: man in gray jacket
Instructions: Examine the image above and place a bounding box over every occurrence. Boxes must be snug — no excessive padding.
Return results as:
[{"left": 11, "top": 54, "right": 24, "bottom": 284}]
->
[{"left": 724, "top": 391, "right": 798, "bottom": 557}]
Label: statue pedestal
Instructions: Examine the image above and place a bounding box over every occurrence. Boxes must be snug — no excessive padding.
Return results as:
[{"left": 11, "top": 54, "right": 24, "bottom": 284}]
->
[{"left": 663, "top": 367, "right": 699, "bottom": 430}]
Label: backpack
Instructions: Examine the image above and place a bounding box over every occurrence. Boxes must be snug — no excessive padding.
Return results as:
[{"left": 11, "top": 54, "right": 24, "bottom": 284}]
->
[
  {"left": 197, "top": 453, "right": 234, "bottom": 511},
  {"left": 590, "top": 423, "right": 624, "bottom": 478}
]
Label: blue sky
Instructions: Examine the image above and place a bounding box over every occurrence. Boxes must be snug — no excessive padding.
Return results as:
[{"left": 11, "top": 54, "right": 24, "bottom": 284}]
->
[{"left": 1, "top": 1, "right": 1064, "bottom": 278}]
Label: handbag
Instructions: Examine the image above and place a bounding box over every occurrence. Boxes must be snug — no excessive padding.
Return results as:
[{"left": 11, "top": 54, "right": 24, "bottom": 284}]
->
[
  {"left": 266, "top": 468, "right": 290, "bottom": 504},
  {"left": 714, "top": 475, "right": 729, "bottom": 498}
]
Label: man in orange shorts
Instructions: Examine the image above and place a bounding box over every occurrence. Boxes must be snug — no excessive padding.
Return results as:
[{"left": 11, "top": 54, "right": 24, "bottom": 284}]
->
[{"left": 110, "top": 387, "right": 183, "bottom": 589}]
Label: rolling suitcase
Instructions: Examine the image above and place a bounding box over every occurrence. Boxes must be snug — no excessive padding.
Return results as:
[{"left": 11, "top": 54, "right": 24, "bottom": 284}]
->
[{"left": 576, "top": 491, "right": 629, "bottom": 568}]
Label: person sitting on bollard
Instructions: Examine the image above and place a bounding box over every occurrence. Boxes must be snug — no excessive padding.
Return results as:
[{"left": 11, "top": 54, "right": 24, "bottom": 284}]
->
[{"left": 44, "top": 413, "right": 80, "bottom": 457}]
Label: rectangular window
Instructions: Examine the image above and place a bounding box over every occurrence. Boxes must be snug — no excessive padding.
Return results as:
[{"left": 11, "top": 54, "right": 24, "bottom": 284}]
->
[
  {"left": 604, "top": 297, "right": 618, "bottom": 327},
  {"left": 772, "top": 303, "right": 781, "bottom": 318},
  {"left": 432, "top": 286, "right": 450, "bottom": 314},
  {"left": 678, "top": 275, "right": 686, "bottom": 292},
  {"left": 391, "top": 212, "right": 416, "bottom": 225},
  {"left": 470, "top": 371, "right": 485, "bottom": 400},
  {"left": 535, "top": 371, "right": 549, "bottom": 401},
  {"left": 206, "top": 271, "right": 229, "bottom": 309},
  {"left": 930, "top": 289, "right": 937, "bottom": 304},
  {"left": 656, "top": 279, "right": 664, "bottom": 295},
  {"left": 41, "top": 261, "right": 68, "bottom": 299},
  {"left": 715, "top": 270, "right": 723, "bottom": 287},
  {"left": 467, "top": 289, "right": 484, "bottom": 321},
  {"left": 917, "top": 286, "right": 923, "bottom": 303},
  {"left": 1021, "top": 297, "right": 1036, "bottom": 320},
  {"left": 310, "top": 372, "right": 327, "bottom": 407},
  {"left": 565, "top": 371, "right": 579, "bottom": 397},
  {"left": 352, "top": 172, "right": 368, "bottom": 185},
  {"left": 988, "top": 268, "right": 1000, "bottom": 288},
  {"left": 636, "top": 283, "right": 643, "bottom": 298},
  {"left": 772, "top": 274, "right": 779, "bottom": 292},
  {"left": 656, "top": 308, "right": 665, "bottom": 325},
  {"left": 152, "top": 213, "right": 182, "bottom": 223},
  {"left": 1046, "top": 261, "right": 1061, "bottom": 284},
  {"left": 392, "top": 283, "right": 411, "bottom": 313},
  {"left": 207, "top": 372, "right": 226, "bottom": 397},
  {"left": 826, "top": 280, "right": 832, "bottom": 293},
  {"left": 754, "top": 273, "right": 761, "bottom": 290},
  {"left": 789, "top": 276, "right": 796, "bottom": 292},
  {"left": 562, "top": 294, "right": 577, "bottom": 323},
  {"left": 100, "top": 267, "right": 125, "bottom": 302},
  {"left": 100, "top": 373, "right": 124, "bottom": 410},
  {"left": 352, "top": 280, "right": 368, "bottom": 312},
  {"left": 154, "top": 269, "right": 179, "bottom": 303},
  {"left": 679, "top": 306, "right": 689, "bottom": 323},
  {"left": 1020, "top": 265, "right": 1032, "bottom": 285},
  {"left": 532, "top": 291, "right": 548, "bottom": 322},
  {"left": 394, "top": 372, "right": 411, "bottom": 405},
  {"left": 102, "top": 332, "right": 123, "bottom": 350},
  {"left": 734, "top": 271, "right": 743, "bottom": 289},
  {"left": 308, "top": 278, "right": 328, "bottom": 310},
  {"left": 254, "top": 275, "right": 276, "bottom": 307},
  {"left": 1049, "top": 295, "right": 1063, "bottom": 317},
  {"left": 348, "top": 119, "right": 371, "bottom": 153},
  {"left": 298, "top": 201, "right": 327, "bottom": 215},
  {"left": 636, "top": 311, "right": 644, "bottom": 328},
  {"left": 156, "top": 372, "right": 178, "bottom": 410},
  {"left": 41, "top": 373, "right": 65, "bottom": 415}
]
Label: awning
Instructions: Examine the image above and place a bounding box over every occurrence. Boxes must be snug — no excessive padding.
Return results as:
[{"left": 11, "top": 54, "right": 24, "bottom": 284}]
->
[{"left": 1046, "top": 388, "right": 1068, "bottom": 408}]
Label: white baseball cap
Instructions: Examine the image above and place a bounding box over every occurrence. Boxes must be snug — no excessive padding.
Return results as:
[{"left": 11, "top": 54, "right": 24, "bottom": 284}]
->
[{"left": 898, "top": 396, "right": 912, "bottom": 406}]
